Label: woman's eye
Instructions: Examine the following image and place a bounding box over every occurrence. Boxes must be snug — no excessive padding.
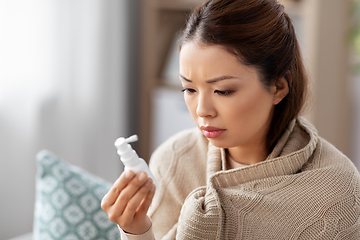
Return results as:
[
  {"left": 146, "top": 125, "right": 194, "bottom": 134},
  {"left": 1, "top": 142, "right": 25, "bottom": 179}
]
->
[
  {"left": 215, "top": 90, "right": 233, "bottom": 96},
  {"left": 181, "top": 88, "right": 196, "bottom": 94}
]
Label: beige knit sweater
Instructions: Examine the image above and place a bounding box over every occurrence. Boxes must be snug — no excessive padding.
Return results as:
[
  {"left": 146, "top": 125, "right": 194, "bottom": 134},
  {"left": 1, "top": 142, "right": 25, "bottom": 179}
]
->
[{"left": 120, "top": 118, "right": 360, "bottom": 239}]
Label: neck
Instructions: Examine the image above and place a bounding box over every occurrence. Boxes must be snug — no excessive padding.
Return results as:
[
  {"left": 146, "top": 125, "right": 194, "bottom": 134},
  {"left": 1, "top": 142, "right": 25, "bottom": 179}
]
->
[{"left": 226, "top": 144, "right": 268, "bottom": 168}]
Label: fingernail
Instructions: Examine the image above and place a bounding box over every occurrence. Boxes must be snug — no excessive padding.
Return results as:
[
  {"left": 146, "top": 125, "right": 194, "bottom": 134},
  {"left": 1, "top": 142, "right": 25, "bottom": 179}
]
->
[
  {"left": 138, "top": 172, "right": 147, "bottom": 181},
  {"left": 151, "top": 184, "right": 156, "bottom": 192},
  {"left": 144, "top": 179, "right": 151, "bottom": 187}
]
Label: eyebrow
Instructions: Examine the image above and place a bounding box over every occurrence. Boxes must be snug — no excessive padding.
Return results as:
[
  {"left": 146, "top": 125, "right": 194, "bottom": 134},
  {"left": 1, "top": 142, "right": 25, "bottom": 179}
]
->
[{"left": 179, "top": 74, "right": 239, "bottom": 83}]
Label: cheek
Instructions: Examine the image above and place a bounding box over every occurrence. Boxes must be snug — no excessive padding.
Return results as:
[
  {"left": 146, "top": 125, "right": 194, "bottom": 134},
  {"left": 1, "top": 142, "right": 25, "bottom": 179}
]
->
[{"left": 225, "top": 90, "right": 274, "bottom": 127}]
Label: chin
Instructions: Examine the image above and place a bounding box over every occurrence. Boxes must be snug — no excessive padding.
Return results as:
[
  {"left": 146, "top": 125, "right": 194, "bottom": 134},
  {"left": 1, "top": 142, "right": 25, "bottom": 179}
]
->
[{"left": 207, "top": 138, "right": 233, "bottom": 149}]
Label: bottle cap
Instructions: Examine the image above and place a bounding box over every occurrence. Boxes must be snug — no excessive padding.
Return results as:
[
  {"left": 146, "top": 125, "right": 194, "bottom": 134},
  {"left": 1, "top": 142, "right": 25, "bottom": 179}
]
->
[{"left": 114, "top": 135, "right": 140, "bottom": 166}]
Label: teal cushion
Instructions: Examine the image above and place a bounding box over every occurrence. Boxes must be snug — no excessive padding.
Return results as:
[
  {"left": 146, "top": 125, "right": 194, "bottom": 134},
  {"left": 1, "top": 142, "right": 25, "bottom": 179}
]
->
[{"left": 33, "top": 150, "right": 120, "bottom": 240}]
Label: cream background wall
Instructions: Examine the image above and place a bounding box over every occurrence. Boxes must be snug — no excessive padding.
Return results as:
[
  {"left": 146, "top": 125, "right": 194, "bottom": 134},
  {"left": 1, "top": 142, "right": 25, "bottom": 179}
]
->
[{"left": 0, "top": 0, "right": 134, "bottom": 239}]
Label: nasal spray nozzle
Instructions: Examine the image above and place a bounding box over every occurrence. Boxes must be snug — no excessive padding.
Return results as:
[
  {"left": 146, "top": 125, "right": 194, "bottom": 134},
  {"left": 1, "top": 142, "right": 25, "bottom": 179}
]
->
[
  {"left": 115, "top": 135, "right": 157, "bottom": 188},
  {"left": 115, "top": 135, "right": 140, "bottom": 166}
]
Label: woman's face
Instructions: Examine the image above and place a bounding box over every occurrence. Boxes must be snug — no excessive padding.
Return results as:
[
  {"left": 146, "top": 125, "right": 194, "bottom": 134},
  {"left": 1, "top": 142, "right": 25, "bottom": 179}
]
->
[{"left": 179, "top": 42, "right": 278, "bottom": 151}]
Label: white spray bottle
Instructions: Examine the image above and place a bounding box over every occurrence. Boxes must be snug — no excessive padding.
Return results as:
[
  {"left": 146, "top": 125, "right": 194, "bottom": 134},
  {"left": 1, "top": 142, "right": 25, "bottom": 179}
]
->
[{"left": 114, "top": 135, "right": 157, "bottom": 188}]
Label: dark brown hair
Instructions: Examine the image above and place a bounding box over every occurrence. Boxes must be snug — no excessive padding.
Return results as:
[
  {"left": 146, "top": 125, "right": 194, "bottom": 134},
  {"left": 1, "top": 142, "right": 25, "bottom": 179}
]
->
[{"left": 180, "top": 0, "right": 308, "bottom": 153}]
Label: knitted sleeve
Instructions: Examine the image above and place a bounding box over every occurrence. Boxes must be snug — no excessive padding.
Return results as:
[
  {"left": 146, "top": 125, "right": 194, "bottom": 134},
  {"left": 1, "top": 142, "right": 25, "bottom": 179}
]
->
[{"left": 176, "top": 186, "right": 222, "bottom": 240}]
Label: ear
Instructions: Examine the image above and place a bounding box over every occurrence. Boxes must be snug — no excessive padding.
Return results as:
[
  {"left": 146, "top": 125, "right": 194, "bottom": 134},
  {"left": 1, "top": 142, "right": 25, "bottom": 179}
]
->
[{"left": 272, "top": 75, "right": 290, "bottom": 105}]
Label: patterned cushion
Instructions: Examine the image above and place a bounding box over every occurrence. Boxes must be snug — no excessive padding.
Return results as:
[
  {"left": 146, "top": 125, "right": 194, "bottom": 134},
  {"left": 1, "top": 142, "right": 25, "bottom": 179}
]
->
[{"left": 33, "top": 150, "right": 120, "bottom": 240}]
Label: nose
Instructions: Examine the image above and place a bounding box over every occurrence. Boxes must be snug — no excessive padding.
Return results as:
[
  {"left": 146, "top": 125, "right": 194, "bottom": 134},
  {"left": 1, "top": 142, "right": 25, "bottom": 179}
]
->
[{"left": 196, "top": 93, "right": 217, "bottom": 118}]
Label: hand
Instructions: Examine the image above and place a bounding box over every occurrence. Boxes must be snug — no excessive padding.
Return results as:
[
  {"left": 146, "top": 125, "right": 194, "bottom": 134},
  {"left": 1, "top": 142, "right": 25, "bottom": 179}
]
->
[{"left": 101, "top": 170, "right": 156, "bottom": 235}]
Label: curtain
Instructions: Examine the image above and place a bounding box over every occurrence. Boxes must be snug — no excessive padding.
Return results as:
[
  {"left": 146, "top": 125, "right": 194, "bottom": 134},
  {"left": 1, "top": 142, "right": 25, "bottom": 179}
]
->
[{"left": 0, "top": 0, "right": 131, "bottom": 238}]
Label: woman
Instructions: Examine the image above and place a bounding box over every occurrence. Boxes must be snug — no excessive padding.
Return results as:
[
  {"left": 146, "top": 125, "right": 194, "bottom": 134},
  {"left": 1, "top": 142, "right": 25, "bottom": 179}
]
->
[{"left": 101, "top": 0, "right": 360, "bottom": 239}]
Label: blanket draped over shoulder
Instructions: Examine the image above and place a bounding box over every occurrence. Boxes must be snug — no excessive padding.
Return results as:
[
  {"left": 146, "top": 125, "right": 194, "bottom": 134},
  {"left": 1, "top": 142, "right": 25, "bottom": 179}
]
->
[{"left": 175, "top": 119, "right": 360, "bottom": 239}]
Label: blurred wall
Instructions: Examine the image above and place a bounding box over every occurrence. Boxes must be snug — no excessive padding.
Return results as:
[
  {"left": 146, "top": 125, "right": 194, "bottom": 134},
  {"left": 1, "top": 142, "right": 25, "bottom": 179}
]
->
[
  {"left": 302, "top": 0, "right": 354, "bottom": 162},
  {"left": 352, "top": 77, "right": 360, "bottom": 167},
  {"left": 0, "top": 0, "right": 136, "bottom": 239}
]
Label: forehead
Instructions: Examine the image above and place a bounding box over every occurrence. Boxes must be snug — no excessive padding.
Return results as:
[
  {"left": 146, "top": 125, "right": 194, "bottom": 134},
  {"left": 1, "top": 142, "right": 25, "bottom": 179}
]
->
[{"left": 179, "top": 42, "right": 258, "bottom": 79}]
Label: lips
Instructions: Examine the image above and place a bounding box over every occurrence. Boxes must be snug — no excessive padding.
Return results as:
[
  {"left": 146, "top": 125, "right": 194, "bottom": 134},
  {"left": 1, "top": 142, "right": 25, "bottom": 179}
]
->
[{"left": 200, "top": 126, "right": 226, "bottom": 138}]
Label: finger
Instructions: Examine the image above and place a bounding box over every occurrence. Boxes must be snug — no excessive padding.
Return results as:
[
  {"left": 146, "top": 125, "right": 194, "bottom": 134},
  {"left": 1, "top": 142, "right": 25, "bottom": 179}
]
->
[
  {"left": 101, "top": 170, "right": 135, "bottom": 208},
  {"left": 121, "top": 178, "right": 153, "bottom": 220},
  {"left": 136, "top": 183, "right": 156, "bottom": 217},
  {"left": 112, "top": 172, "right": 150, "bottom": 215}
]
